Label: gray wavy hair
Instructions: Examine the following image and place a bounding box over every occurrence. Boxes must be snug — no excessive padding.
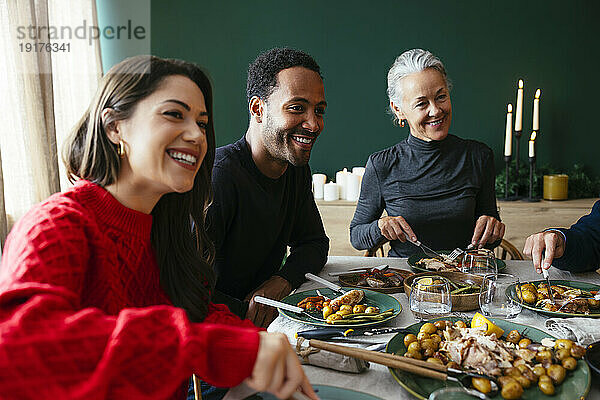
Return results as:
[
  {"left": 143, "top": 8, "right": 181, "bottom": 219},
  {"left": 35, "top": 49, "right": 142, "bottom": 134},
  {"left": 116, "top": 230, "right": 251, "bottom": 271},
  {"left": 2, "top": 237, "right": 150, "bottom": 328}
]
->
[{"left": 386, "top": 49, "right": 452, "bottom": 123}]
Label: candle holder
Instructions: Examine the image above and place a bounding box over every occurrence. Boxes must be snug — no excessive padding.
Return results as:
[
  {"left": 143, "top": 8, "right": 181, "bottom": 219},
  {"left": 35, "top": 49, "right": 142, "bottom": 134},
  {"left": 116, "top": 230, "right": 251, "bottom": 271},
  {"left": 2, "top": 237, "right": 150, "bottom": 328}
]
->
[
  {"left": 503, "top": 155, "right": 519, "bottom": 201},
  {"left": 513, "top": 130, "right": 522, "bottom": 199},
  {"left": 525, "top": 156, "right": 541, "bottom": 202}
]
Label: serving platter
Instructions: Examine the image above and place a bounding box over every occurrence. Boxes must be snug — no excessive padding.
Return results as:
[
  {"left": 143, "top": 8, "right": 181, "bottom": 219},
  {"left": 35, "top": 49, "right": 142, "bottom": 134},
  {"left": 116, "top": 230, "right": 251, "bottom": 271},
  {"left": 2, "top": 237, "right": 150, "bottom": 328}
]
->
[
  {"left": 337, "top": 268, "right": 414, "bottom": 294},
  {"left": 403, "top": 271, "right": 483, "bottom": 311},
  {"left": 385, "top": 317, "right": 591, "bottom": 399},
  {"left": 507, "top": 279, "right": 600, "bottom": 318},
  {"left": 407, "top": 251, "right": 506, "bottom": 273},
  {"left": 278, "top": 287, "right": 401, "bottom": 328},
  {"left": 256, "top": 384, "right": 384, "bottom": 400}
]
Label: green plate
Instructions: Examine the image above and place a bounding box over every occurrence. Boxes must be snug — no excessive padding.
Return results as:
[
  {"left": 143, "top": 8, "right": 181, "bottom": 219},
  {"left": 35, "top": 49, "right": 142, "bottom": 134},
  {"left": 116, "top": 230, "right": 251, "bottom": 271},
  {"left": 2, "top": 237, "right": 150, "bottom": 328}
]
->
[
  {"left": 278, "top": 287, "right": 401, "bottom": 328},
  {"left": 255, "top": 384, "right": 384, "bottom": 400},
  {"left": 385, "top": 317, "right": 591, "bottom": 399},
  {"left": 507, "top": 279, "right": 600, "bottom": 318},
  {"left": 407, "top": 251, "right": 506, "bottom": 273}
]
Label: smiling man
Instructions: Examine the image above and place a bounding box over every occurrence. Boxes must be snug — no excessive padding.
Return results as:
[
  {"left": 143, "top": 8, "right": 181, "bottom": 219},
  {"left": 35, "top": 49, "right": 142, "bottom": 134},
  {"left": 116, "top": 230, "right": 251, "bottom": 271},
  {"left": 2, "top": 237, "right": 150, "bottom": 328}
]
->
[{"left": 207, "top": 48, "right": 329, "bottom": 329}]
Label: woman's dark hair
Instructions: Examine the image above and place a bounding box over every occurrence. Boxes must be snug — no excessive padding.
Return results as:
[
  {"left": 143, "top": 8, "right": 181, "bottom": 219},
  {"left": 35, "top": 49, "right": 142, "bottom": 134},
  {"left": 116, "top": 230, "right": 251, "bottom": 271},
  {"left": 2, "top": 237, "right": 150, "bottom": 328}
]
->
[{"left": 63, "top": 55, "right": 216, "bottom": 322}]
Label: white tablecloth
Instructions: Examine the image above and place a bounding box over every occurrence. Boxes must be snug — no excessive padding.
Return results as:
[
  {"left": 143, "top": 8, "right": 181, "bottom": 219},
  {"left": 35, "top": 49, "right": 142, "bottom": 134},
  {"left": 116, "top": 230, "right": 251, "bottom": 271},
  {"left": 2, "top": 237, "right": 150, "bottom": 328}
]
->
[{"left": 268, "top": 256, "right": 600, "bottom": 400}]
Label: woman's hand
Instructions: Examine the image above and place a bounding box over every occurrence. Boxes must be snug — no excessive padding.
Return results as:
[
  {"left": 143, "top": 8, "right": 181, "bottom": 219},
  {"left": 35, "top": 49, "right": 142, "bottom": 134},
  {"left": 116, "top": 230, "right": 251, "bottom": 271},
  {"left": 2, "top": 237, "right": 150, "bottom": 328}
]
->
[
  {"left": 523, "top": 231, "right": 565, "bottom": 273},
  {"left": 471, "top": 215, "right": 505, "bottom": 248},
  {"left": 245, "top": 332, "right": 318, "bottom": 400},
  {"left": 377, "top": 216, "right": 417, "bottom": 242}
]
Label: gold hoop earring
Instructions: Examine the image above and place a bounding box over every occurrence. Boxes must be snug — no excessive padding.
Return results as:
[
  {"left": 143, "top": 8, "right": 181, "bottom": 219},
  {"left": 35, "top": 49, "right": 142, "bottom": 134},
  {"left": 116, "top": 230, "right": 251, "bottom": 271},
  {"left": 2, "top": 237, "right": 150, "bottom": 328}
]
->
[
  {"left": 118, "top": 140, "right": 125, "bottom": 158},
  {"left": 400, "top": 119, "right": 405, "bottom": 127}
]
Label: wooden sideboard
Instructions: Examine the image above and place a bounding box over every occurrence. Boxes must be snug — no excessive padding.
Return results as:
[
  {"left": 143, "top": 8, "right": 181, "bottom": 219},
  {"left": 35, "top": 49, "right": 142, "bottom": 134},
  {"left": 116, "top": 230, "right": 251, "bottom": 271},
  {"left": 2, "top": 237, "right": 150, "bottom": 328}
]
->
[{"left": 316, "top": 198, "right": 599, "bottom": 256}]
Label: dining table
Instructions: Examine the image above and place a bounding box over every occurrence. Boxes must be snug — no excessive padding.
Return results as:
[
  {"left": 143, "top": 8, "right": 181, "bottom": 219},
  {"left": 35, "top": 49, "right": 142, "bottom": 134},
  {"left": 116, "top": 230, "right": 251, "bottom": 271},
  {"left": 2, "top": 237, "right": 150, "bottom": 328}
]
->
[{"left": 267, "top": 256, "right": 600, "bottom": 400}]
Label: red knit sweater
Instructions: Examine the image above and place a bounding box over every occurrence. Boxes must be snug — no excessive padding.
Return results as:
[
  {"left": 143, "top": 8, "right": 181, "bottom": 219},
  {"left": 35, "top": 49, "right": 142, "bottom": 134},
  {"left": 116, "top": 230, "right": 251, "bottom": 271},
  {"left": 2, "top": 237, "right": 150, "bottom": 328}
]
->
[{"left": 0, "top": 180, "right": 260, "bottom": 399}]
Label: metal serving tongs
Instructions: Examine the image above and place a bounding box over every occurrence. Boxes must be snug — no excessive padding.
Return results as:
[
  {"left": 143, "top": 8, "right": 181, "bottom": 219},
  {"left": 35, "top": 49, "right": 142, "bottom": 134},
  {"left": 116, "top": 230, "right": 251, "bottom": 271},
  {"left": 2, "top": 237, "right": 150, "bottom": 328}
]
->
[
  {"left": 542, "top": 269, "right": 556, "bottom": 304},
  {"left": 308, "top": 339, "right": 497, "bottom": 398}
]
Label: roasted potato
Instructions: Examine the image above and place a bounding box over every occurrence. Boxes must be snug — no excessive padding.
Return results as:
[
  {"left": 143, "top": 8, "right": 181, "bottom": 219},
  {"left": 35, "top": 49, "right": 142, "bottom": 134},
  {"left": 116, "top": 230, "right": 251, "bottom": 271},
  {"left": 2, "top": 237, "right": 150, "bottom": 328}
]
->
[
  {"left": 352, "top": 304, "right": 366, "bottom": 314},
  {"left": 518, "top": 338, "right": 532, "bottom": 349},
  {"left": 506, "top": 329, "right": 521, "bottom": 344},
  {"left": 546, "top": 364, "right": 566, "bottom": 385},
  {"left": 500, "top": 379, "right": 524, "bottom": 400},
  {"left": 471, "top": 377, "right": 492, "bottom": 394},
  {"left": 433, "top": 320, "right": 447, "bottom": 330},
  {"left": 403, "top": 334, "right": 417, "bottom": 348},
  {"left": 562, "top": 356, "right": 578, "bottom": 371},
  {"left": 571, "top": 344, "right": 586, "bottom": 359},
  {"left": 420, "top": 322, "right": 437, "bottom": 335},
  {"left": 538, "top": 375, "right": 555, "bottom": 395}
]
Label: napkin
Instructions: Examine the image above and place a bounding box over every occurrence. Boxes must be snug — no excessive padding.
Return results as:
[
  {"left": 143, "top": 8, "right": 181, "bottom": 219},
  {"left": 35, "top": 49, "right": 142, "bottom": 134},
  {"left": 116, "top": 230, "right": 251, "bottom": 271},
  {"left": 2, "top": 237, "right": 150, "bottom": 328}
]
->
[
  {"left": 294, "top": 337, "right": 370, "bottom": 373},
  {"left": 545, "top": 317, "right": 600, "bottom": 346},
  {"left": 268, "top": 315, "right": 371, "bottom": 373}
]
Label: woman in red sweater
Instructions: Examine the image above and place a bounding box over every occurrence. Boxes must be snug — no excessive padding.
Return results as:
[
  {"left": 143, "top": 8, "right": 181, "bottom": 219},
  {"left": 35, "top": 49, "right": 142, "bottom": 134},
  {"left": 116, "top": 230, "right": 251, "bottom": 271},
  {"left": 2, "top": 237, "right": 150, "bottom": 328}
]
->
[{"left": 0, "top": 56, "right": 316, "bottom": 400}]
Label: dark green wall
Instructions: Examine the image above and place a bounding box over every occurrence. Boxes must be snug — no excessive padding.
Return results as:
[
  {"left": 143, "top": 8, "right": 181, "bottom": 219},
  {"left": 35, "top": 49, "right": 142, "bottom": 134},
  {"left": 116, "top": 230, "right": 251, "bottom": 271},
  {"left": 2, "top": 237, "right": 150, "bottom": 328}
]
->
[{"left": 99, "top": 0, "right": 599, "bottom": 179}]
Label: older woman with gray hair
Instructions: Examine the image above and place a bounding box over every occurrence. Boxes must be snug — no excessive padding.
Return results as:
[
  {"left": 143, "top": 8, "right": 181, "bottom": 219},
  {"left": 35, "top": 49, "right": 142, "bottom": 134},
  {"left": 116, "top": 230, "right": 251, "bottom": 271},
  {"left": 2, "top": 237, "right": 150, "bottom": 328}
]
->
[{"left": 350, "top": 49, "right": 504, "bottom": 257}]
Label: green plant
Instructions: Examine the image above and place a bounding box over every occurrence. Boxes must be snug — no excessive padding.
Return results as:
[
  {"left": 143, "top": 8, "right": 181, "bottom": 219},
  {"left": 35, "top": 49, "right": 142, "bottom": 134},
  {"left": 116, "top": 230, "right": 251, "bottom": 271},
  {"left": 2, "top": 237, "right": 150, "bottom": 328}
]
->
[{"left": 495, "top": 161, "right": 600, "bottom": 199}]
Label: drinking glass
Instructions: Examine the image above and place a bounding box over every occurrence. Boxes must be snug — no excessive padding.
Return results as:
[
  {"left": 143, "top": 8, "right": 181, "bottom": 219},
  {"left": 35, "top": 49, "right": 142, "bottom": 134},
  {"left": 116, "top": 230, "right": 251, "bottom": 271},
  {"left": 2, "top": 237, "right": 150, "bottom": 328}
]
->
[
  {"left": 428, "top": 387, "right": 488, "bottom": 399},
  {"left": 409, "top": 277, "right": 452, "bottom": 321},
  {"left": 461, "top": 248, "right": 498, "bottom": 276},
  {"left": 479, "top": 273, "right": 522, "bottom": 319}
]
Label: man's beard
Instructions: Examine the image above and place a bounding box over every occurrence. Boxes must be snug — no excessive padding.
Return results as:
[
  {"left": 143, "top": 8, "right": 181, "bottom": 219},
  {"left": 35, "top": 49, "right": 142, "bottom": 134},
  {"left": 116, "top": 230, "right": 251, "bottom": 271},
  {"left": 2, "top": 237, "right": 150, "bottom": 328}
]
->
[{"left": 262, "top": 121, "right": 314, "bottom": 167}]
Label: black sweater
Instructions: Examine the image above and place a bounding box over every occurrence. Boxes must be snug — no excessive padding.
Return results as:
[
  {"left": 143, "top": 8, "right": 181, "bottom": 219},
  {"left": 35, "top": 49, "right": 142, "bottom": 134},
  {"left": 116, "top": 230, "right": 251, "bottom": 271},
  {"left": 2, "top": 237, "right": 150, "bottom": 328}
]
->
[
  {"left": 207, "top": 137, "right": 329, "bottom": 316},
  {"left": 350, "top": 134, "right": 500, "bottom": 257}
]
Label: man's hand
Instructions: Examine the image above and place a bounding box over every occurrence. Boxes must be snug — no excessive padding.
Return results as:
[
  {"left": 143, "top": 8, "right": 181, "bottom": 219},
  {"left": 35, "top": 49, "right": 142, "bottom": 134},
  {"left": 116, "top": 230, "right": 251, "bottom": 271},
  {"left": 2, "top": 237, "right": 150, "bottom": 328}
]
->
[
  {"left": 378, "top": 216, "right": 417, "bottom": 243},
  {"left": 246, "top": 276, "right": 292, "bottom": 328},
  {"left": 471, "top": 215, "right": 505, "bottom": 248},
  {"left": 523, "top": 231, "right": 566, "bottom": 273}
]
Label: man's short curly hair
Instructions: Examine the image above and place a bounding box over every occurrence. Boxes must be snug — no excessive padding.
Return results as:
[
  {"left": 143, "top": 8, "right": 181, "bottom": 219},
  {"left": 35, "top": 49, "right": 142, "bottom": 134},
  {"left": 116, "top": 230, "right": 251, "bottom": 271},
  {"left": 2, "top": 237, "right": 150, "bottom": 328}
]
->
[{"left": 246, "top": 47, "right": 322, "bottom": 105}]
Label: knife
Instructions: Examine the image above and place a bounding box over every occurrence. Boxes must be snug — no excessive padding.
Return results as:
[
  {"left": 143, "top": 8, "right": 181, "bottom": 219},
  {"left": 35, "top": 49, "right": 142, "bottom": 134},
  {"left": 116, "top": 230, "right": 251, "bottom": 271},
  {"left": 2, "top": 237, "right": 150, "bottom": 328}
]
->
[
  {"left": 253, "top": 296, "right": 324, "bottom": 322},
  {"left": 328, "top": 265, "right": 389, "bottom": 277},
  {"left": 305, "top": 273, "right": 346, "bottom": 294},
  {"left": 297, "top": 326, "right": 409, "bottom": 340}
]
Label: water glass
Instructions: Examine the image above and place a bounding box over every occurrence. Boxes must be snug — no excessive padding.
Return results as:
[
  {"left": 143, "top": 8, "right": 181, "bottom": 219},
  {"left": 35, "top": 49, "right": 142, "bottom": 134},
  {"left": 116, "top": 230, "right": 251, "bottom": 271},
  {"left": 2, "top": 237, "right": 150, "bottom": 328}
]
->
[
  {"left": 409, "top": 277, "right": 452, "bottom": 321},
  {"left": 429, "top": 387, "right": 488, "bottom": 399},
  {"left": 461, "top": 248, "right": 498, "bottom": 276},
  {"left": 479, "top": 273, "right": 522, "bottom": 319}
]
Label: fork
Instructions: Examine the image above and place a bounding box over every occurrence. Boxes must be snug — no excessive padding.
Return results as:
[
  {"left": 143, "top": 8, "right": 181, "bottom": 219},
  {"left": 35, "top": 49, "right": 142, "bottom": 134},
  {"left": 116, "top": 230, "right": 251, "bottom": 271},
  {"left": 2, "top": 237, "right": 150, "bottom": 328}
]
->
[{"left": 446, "top": 243, "right": 477, "bottom": 262}]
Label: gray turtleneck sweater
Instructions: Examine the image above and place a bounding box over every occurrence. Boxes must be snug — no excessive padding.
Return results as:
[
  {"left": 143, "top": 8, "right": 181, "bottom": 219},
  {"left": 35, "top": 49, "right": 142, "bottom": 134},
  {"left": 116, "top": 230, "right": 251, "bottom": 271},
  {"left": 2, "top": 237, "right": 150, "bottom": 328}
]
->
[{"left": 349, "top": 134, "right": 500, "bottom": 257}]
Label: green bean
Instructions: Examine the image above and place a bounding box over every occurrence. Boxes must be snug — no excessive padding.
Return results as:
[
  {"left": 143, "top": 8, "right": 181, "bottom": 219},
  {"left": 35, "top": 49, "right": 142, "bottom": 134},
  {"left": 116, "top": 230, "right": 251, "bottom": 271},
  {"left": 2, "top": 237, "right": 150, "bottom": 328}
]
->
[
  {"left": 451, "top": 285, "right": 480, "bottom": 295},
  {"left": 331, "top": 318, "right": 371, "bottom": 324}
]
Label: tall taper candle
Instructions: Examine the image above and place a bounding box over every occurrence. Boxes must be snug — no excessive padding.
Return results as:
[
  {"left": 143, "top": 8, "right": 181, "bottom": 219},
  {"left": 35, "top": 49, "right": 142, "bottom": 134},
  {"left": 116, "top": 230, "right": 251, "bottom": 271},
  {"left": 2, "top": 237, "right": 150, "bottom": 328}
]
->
[
  {"left": 515, "top": 79, "right": 524, "bottom": 131},
  {"left": 504, "top": 104, "right": 513, "bottom": 156},
  {"left": 533, "top": 89, "right": 541, "bottom": 131}
]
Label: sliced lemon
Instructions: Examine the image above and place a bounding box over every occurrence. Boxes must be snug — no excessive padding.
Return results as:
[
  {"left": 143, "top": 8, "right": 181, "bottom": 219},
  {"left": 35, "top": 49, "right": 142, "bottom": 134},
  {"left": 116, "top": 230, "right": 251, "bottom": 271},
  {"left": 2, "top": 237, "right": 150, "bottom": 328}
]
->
[
  {"left": 417, "top": 277, "right": 434, "bottom": 287},
  {"left": 471, "top": 312, "right": 504, "bottom": 338}
]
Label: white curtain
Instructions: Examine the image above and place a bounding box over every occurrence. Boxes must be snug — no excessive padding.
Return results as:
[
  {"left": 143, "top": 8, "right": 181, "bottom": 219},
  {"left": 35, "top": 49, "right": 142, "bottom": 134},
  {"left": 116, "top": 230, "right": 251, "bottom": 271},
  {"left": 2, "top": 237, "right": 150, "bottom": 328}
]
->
[{"left": 0, "top": 0, "right": 102, "bottom": 248}]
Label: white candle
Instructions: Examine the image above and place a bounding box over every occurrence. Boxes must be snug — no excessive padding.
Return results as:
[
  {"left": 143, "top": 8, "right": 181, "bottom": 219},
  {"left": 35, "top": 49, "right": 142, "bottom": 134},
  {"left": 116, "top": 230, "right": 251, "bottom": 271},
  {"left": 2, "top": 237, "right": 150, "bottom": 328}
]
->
[
  {"left": 504, "top": 104, "right": 513, "bottom": 156},
  {"left": 312, "top": 173, "right": 326, "bottom": 199},
  {"left": 533, "top": 89, "right": 541, "bottom": 131},
  {"left": 515, "top": 79, "right": 524, "bottom": 131},
  {"left": 352, "top": 167, "right": 365, "bottom": 177},
  {"left": 529, "top": 131, "right": 536, "bottom": 157},
  {"left": 346, "top": 173, "right": 361, "bottom": 201},
  {"left": 323, "top": 182, "right": 339, "bottom": 201},
  {"left": 335, "top": 168, "right": 349, "bottom": 199}
]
